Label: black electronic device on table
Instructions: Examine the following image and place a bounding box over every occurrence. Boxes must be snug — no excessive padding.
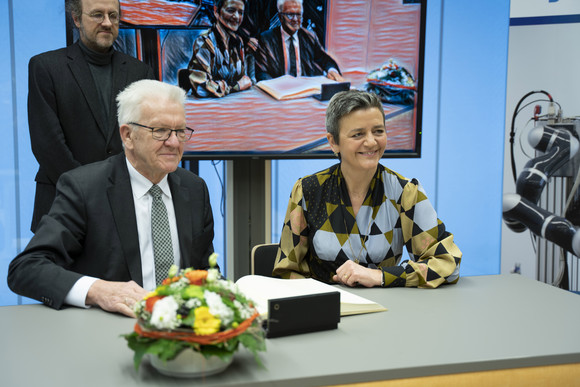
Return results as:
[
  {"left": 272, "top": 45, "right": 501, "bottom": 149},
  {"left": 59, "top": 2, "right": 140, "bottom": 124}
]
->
[
  {"left": 265, "top": 291, "right": 340, "bottom": 338},
  {"left": 312, "top": 82, "right": 351, "bottom": 101}
]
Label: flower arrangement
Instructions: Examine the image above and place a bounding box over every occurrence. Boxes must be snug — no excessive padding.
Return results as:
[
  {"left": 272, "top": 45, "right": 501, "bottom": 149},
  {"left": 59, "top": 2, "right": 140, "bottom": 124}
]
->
[
  {"left": 123, "top": 254, "right": 266, "bottom": 370},
  {"left": 365, "top": 58, "right": 417, "bottom": 105}
]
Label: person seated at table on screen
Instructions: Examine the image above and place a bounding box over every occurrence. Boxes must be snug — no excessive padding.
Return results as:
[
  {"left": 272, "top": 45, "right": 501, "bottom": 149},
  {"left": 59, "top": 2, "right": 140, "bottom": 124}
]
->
[
  {"left": 272, "top": 90, "right": 461, "bottom": 288},
  {"left": 255, "top": 0, "right": 344, "bottom": 82},
  {"left": 187, "top": 0, "right": 253, "bottom": 98},
  {"left": 8, "top": 80, "right": 216, "bottom": 317}
]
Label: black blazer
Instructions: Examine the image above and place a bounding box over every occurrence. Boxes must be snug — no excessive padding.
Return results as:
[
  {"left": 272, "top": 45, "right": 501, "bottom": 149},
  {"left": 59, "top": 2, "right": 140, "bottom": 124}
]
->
[
  {"left": 256, "top": 26, "right": 341, "bottom": 81},
  {"left": 8, "top": 154, "right": 215, "bottom": 310},
  {"left": 28, "top": 42, "right": 155, "bottom": 231}
]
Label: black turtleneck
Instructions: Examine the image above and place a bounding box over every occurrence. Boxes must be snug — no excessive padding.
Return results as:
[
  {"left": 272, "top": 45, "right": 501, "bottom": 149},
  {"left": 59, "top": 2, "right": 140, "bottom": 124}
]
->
[{"left": 78, "top": 39, "right": 114, "bottom": 122}]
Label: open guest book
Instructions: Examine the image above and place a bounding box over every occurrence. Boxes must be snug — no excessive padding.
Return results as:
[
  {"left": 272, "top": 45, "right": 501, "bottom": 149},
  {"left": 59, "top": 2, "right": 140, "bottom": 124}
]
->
[
  {"left": 235, "top": 275, "right": 387, "bottom": 317},
  {"left": 255, "top": 75, "right": 338, "bottom": 100}
]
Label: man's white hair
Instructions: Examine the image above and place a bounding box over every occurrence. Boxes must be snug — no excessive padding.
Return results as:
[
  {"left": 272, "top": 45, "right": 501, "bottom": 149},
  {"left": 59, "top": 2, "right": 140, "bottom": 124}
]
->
[
  {"left": 116, "top": 80, "right": 186, "bottom": 126},
  {"left": 277, "top": 0, "right": 303, "bottom": 12}
]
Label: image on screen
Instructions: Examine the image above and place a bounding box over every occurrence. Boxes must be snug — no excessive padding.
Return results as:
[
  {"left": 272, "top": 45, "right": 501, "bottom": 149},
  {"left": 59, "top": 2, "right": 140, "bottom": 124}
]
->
[{"left": 67, "top": 0, "right": 425, "bottom": 159}]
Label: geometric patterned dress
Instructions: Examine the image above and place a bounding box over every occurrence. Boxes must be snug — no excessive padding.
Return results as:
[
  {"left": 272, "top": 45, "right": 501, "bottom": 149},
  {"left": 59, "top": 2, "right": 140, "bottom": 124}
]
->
[{"left": 272, "top": 163, "right": 462, "bottom": 288}]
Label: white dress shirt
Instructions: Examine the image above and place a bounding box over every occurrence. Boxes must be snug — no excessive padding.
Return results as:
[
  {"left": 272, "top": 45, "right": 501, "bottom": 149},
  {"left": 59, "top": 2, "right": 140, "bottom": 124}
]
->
[{"left": 280, "top": 28, "right": 339, "bottom": 78}]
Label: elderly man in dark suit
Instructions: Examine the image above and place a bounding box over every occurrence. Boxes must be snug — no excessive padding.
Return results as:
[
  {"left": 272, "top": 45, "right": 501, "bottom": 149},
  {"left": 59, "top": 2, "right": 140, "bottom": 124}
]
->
[
  {"left": 9, "top": 80, "right": 215, "bottom": 318},
  {"left": 255, "top": 0, "right": 344, "bottom": 82},
  {"left": 28, "top": 0, "right": 155, "bottom": 232}
]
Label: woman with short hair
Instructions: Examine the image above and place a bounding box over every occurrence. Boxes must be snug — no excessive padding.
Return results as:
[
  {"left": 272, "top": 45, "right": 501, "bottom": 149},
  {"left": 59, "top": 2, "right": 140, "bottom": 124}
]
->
[
  {"left": 273, "top": 90, "right": 462, "bottom": 288},
  {"left": 187, "top": 0, "right": 252, "bottom": 98}
]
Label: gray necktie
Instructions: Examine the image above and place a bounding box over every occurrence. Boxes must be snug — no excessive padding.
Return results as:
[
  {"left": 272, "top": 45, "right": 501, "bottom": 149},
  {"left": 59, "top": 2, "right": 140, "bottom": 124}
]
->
[
  {"left": 288, "top": 37, "right": 297, "bottom": 76},
  {"left": 149, "top": 184, "right": 174, "bottom": 285}
]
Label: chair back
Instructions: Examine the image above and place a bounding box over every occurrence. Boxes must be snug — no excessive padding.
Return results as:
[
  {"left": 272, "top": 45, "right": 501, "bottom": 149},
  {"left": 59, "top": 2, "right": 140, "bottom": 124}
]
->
[
  {"left": 251, "top": 243, "right": 278, "bottom": 277},
  {"left": 177, "top": 69, "right": 191, "bottom": 93}
]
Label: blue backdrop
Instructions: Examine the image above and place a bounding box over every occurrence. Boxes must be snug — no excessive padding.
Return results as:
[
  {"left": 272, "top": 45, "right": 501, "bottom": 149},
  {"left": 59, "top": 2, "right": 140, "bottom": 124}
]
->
[{"left": 0, "top": 0, "right": 509, "bottom": 306}]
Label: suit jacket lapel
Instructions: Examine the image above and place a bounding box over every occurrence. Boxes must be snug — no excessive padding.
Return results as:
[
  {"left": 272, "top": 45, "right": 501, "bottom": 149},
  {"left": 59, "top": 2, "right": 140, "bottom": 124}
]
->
[
  {"left": 67, "top": 43, "right": 108, "bottom": 139},
  {"left": 107, "top": 154, "right": 144, "bottom": 285},
  {"left": 275, "top": 27, "right": 286, "bottom": 77},
  {"left": 297, "top": 28, "right": 314, "bottom": 75},
  {"left": 168, "top": 172, "right": 193, "bottom": 268}
]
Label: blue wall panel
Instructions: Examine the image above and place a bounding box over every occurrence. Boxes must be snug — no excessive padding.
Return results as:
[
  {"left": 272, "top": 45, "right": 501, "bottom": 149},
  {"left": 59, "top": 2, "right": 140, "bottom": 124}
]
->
[
  {"left": 436, "top": 0, "right": 509, "bottom": 276},
  {"left": 3, "top": 1, "right": 74, "bottom": 304},
  {"left": 0, "top": 0, "right": 17, "bottom": 306}
]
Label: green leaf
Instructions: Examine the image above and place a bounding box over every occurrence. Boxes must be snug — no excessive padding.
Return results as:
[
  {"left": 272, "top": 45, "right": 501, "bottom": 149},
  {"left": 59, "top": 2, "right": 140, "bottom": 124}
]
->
[
  {"left": 181, "top": 285, "right": 203, "bottom": 300},
  {"left": 155, "top": 285, "right": 173, "bottom": 296},
  {"left": 181, "top": 310, "right": 195, "bottom": 327},
  {"left": 122, "top": 332, "right": 156, "bottom": 370},
  {"left": 237, "top": 328, "right": 267, "bottom": 368},
  {"left": 199, "top": 344, "right": 236, "bottom": 361}
]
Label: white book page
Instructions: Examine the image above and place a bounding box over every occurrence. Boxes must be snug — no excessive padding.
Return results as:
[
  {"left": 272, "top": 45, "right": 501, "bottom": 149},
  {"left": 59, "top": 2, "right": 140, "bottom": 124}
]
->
[
  {"left": 235, "top": 275, "right": 384, "bottom": 316},
  {"left": 256, "top": 75, "right": 336, "bottom": 99}
]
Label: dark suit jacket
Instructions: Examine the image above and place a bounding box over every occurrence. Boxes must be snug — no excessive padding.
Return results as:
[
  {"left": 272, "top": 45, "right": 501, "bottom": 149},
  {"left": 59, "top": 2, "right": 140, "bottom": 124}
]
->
[
  {"left": 256, "top": 26, "right": 341, "bottom": 81},
  {"left": 28, "top": 42, "right": 155, "bottom": 231},
  {"left": 8, "top": 153, "right": 215, "bottom": 310}
]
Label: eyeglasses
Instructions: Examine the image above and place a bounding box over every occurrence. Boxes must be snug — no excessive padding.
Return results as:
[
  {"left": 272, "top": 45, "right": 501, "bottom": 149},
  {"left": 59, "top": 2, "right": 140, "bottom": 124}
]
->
[
  {"left": 280, "top": 12, "right": 303, "bottom": 20},
  {"left": 83, "top": 11, "right": 120, "bottom": 24},
  {"left": 128, "top": 122, "right": 194, "bottom": 142}
]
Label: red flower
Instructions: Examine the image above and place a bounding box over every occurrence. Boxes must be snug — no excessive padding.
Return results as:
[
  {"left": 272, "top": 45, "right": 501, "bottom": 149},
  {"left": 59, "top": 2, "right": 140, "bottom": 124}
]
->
[
  {"left": 145, "top": 296, "right": 164, "bottom": 313},
  {"left": 185, "top": 270, "right": 208, "bottom": 286},
  {"left": 161, "top": 276, "right": 182, "bottom": 286}
]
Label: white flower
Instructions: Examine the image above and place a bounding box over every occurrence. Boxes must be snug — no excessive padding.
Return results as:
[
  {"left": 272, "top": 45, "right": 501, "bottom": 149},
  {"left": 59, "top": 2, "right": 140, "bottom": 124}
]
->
[
  {"left": 204, "top": 290, "right": 234, "bottom": 326},
  {"left": 234, "top": 299, "right": 253, "bottom": 320},
  {"left": 150, "top": 296, "right": 180, "bottom": 330},
  {"left": 222, "top": 280, "right": 237, "bottom": 293},
  {"left": 207, "top": 268, "right": 220, "bottom": 283},
  {"left": 169, "top": 279, "right": 187, "bottom": 291},
  {"left": 133, "top": 299, "right": 144, "bottom": 315},
  {"left": 185, "top": 298, "right": 202, "bottom": 309}
]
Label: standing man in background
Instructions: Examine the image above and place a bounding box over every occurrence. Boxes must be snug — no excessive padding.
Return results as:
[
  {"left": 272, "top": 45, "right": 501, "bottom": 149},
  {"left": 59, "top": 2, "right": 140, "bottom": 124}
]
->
[{"left": 27, "top": 0, "right": 155, "bottom": 232}]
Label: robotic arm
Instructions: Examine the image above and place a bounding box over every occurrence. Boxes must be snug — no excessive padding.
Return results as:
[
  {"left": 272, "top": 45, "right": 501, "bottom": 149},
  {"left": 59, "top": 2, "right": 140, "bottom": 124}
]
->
[
  {"left": 503, "top": 124, "right": 580, "bottom": 257},
  {"left": 517, "top": 125, "right": 579, "bottom": 205},
  {"left": 504, "top": 193, "right": 580, "bottom": 256}
]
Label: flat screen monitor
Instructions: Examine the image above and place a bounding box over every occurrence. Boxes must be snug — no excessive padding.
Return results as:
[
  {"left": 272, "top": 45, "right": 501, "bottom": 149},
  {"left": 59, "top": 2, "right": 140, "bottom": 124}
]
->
[{"left": 66, "top": 0, "right": 426, "bottom": 159}]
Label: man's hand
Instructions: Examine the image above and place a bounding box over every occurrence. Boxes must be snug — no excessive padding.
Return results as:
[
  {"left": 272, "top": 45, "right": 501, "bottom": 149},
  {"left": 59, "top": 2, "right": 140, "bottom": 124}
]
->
[
  {"left": 85, "top": 280, "right": 148, "bottom": 318},
  {"left": 238, "top": 75, "right": 253, "bottom": 91},
  {"left": 247, "top": 37, "right": 259, "bottom": 51},
  {"left": 288, "top": 271, "right": 306, "bottom": 279},
  {"left": 327, "top": 70, "right": 345, "bottom": 82},
  {"left": 333, "top": 260, "right": 382, "bottom": 287}
]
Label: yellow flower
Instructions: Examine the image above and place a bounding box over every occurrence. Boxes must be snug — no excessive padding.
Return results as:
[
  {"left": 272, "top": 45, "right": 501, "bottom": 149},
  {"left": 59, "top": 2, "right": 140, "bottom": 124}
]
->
[
  {"left": 193, "top": 306, "right": 221, "bottom": 335},
  {"left": 143, "top": 291, "right": 157, "bottom": 300}
]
